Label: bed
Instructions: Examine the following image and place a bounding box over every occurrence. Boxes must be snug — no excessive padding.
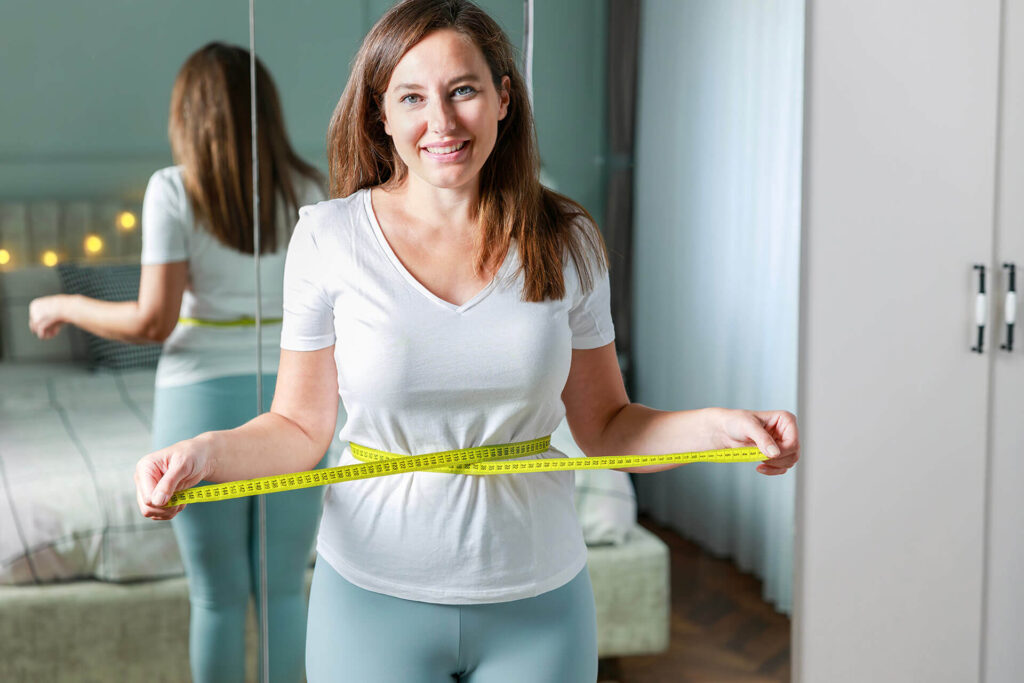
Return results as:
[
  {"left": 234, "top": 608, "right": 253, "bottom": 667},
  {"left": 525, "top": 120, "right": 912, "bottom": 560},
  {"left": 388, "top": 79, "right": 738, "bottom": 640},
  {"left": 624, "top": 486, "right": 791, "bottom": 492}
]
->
[{"left": 0, "top": 234, "right": 669, "bottom": 680}]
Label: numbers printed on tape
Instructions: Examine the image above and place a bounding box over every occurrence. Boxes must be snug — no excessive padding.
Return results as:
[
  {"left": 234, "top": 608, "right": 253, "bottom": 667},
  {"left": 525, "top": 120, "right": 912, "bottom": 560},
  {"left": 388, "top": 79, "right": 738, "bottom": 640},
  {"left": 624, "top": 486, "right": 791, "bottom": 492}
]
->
[{"left": 165, "top": 436, "right": 767, "bottom": 507}]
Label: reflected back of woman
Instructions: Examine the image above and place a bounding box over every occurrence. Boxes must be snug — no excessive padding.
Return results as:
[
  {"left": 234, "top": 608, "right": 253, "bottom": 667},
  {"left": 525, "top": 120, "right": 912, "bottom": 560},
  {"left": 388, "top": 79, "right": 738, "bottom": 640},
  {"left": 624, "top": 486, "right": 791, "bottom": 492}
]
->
[{"left": 31, "top": 41, "right": 328, "bottom": 683}]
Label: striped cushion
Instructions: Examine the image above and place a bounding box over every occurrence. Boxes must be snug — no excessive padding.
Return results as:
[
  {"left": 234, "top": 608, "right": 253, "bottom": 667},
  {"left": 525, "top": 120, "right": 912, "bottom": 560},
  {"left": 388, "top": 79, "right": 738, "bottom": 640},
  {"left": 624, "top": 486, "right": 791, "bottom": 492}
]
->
[{"left": 56, "top": 264, "right": 161, "bottom": 370}]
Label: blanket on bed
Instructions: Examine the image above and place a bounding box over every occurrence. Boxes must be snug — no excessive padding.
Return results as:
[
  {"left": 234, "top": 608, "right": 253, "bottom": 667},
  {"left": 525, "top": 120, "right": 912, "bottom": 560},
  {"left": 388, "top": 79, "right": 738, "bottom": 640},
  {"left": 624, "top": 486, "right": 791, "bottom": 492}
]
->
[{"left": 0, "top": 365, "right": 183, "bottom": 584}]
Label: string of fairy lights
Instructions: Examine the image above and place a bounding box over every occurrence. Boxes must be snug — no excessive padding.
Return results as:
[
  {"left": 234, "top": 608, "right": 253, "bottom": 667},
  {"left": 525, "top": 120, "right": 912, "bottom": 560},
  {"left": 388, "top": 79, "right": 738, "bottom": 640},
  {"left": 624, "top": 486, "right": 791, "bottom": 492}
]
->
[{"left": 0, "top": 209, "right": 138, "bottom": 269}]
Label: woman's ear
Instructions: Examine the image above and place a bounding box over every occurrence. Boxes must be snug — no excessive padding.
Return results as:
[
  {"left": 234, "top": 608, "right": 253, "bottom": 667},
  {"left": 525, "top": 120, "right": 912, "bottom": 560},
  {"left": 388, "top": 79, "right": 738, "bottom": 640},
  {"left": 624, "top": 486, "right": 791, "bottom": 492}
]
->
[
  {"left": 498, "top": 75, "right": 511, "bottom": 120},
  {"left": 379, "top": 95, "right": 392, "bottom": 136}
]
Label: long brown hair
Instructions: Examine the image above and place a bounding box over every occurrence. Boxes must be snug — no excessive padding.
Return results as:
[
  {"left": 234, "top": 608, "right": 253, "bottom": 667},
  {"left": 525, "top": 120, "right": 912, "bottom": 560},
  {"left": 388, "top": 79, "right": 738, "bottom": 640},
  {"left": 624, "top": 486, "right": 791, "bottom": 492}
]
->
[
  {"left": 327, "top": 0, "right": 607, "bottom": 302},
  {"left": 169, "top": 42, "right": 322, "bottom": 255}
]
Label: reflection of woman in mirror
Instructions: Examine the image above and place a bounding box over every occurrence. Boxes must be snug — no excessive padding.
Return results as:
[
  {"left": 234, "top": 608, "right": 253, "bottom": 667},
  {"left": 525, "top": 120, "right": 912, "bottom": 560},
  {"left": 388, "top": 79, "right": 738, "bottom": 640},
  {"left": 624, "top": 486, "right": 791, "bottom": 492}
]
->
[
  {"left": 29, "top": 43, "right": 325, "bottom": 682},
  {"left": 133, "top": 2, "right": 799, "bottom": 680}
]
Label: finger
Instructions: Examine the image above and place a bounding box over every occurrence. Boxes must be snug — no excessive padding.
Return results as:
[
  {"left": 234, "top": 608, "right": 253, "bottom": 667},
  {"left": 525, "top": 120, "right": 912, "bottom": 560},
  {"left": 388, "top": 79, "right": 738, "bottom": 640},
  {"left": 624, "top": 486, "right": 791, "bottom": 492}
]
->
[
  {"left": 777, "top": 417, "right": 799, "bottom": 452},
  {"left": 139, "top": 486, "right": 185, "bottom": 519},
  {"left": 150, "top": 457, "right": 193, "bottom": 507},
  {"left": 135, "top": 480, "right": 150, "bottom": 516},
  {"left": 135, "top": 471, "right": 171, "bottom": 518},
  {"left": 756, "top": 463, "right": 789, "bottom": 476},
  {"left": 148, "top": 505, "right": 185, "bottom": 520},
  {"left": 136, "top": 459, "right": 163, "bottom": 508},
  {"left": 136, "top": 484, "right": 177, "bottom": 519},
  {"left": 764, "top": 452, "right": 798, "bottom": 468},
  {"left": 757, "top": 410, "right": 800, "bottom": 451},
  {"left": 747, "top": 421, "right": 781, "bottom": 459}
]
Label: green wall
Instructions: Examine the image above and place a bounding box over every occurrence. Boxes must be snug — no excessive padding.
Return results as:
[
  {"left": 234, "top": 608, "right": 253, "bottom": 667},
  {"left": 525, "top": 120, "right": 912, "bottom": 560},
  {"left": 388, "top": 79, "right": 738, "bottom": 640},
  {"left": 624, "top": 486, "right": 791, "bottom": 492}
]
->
[{"left": 0, "top": 0, "right": 607, "bottom": 225}]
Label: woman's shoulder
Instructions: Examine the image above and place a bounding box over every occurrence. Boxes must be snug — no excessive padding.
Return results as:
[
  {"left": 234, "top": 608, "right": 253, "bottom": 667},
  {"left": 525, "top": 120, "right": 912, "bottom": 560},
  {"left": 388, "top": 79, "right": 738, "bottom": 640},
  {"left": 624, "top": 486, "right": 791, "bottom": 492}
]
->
[
  {"left": 295, "top": 188, "right": 371, "bottom": 241},
  {"left": 298, "top": 188, "right": 366, "bottom": 220},
  {"left": 144, "top": 165, "right": 186, "bottom": 199},
  {"left": 142, "top": 165, "right": 192, "bottom": 225},
  {"left": 146, "top": 165, "right": 185, "bottom": 190}
]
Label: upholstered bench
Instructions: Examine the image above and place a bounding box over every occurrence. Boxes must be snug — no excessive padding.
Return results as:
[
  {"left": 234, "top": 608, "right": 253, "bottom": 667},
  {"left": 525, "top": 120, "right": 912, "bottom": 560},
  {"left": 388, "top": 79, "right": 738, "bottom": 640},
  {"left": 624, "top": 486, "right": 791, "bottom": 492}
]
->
[{"left": 0, "top": 525, "right": 669, "bottom": 681}]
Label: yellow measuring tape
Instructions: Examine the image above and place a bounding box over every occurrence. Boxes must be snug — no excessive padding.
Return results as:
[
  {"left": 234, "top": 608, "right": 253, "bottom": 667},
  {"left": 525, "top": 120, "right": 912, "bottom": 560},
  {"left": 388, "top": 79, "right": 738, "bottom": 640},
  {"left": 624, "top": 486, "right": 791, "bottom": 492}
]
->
[
  {"left": 178, "top": 316, "right": 282, "bottom": 327},
  {"left": 165, "top": 436, "right": 767, "bottom": 506}
]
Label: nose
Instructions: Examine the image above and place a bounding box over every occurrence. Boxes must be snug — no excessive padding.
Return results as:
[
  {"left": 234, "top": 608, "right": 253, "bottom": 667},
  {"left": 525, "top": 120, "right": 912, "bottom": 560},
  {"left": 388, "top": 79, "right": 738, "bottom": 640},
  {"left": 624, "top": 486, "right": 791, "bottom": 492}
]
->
[{"left": 427, "top": 97, "right": 457, "bottom": 135}]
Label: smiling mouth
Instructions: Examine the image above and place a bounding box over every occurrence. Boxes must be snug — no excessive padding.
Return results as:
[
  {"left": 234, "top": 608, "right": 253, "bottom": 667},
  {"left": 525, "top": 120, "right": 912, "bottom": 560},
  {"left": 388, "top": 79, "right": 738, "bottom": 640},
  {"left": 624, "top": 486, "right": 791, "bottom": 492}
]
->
[{"left": 423, "top": 141, "right": 468, "bottom": 154}]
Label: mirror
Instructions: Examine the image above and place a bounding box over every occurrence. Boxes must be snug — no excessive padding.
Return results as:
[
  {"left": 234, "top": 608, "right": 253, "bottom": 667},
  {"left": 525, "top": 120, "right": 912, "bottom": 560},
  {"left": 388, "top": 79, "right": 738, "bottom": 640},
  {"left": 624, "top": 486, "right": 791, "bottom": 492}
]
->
[
  {"left": 0, "top": 3, "right": 294, "bottom": 682},
  {"left": 249, "top": 0, "right": 801, "bottom": 682},
  {"left": 0, "top": 0, "right": 803, "bottom": 681}
]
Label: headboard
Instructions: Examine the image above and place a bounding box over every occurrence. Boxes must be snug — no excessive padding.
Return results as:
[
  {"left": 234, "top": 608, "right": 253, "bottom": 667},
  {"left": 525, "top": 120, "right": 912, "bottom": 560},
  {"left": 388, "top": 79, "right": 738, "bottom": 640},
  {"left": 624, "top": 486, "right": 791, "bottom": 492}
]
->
[{"left": 0, "top": 200, "right": 142, "bottom": 362}]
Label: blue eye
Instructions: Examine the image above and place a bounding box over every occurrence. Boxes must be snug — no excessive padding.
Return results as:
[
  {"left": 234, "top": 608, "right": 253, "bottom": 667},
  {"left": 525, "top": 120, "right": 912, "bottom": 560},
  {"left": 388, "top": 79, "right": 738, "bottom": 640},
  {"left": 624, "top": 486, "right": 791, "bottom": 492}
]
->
[
  {"left": 453, "top": 85, "right": 476, "bottom": 96},
  {"left": 400, "top": 94, "right": 422, "bottom": 104}
]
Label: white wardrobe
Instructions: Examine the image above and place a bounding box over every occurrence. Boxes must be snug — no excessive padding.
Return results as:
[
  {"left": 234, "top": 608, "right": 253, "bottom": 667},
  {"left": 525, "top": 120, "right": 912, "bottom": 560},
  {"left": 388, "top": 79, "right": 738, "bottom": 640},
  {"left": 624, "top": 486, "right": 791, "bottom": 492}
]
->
[{"left": 796, "top": 1, "right": 1022, "bottom": 681}]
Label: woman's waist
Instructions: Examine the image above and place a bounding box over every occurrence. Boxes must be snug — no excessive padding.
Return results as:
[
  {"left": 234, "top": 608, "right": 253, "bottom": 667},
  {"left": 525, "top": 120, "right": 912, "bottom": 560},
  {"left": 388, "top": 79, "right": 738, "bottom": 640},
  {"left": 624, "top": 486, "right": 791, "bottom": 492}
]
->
[
  {"left": 335, "top": 437, "right": 571, "bottom": 478},
  {"left": 336, "top": 431, "right": 560, "bottom": 460},
  {"left": 179, "top": 292, "right": 282, "bottom": 323},
  {"left": 161, "top": 324, "right": 283, "bottom": 353}
]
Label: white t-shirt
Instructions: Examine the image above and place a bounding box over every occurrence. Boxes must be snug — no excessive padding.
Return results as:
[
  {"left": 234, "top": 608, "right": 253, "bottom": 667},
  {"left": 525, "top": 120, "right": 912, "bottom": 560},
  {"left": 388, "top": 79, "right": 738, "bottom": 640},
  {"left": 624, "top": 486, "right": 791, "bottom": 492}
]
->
[
  {"left": 280, "top": 188, "right": 615, "bottom": 604},
  {"left": 140, "top": 166, "right": 324, "bottom": 388}
]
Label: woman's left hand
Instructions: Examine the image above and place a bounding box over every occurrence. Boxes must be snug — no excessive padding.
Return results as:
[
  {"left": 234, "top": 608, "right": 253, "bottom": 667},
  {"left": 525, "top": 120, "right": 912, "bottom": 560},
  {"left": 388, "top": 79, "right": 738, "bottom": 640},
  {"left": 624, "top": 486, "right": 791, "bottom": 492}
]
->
[
  {"left": 28, "top": 295, "right": 68, "bottom": 340},
  {"left": 709, "top": 408, "right": 800, "bottom": 476}
]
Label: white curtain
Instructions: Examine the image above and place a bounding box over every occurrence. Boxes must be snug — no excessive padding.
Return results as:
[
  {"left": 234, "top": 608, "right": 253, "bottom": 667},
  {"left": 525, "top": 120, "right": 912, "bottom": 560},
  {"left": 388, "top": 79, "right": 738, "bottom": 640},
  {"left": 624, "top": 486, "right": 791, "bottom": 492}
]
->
[{"left": 631, "top": 0, "right": 804, "bottom": 614}]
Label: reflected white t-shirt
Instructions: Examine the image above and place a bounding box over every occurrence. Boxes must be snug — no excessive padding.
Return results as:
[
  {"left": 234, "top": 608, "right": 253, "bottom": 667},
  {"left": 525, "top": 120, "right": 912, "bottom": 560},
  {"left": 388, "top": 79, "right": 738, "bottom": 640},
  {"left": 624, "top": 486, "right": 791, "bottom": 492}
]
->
[
  {"left": 140, "top": 166, "right": 324, "bottom": 388},
  {"left": 280, "top": 188, "right": 615, "bottom": 604}
]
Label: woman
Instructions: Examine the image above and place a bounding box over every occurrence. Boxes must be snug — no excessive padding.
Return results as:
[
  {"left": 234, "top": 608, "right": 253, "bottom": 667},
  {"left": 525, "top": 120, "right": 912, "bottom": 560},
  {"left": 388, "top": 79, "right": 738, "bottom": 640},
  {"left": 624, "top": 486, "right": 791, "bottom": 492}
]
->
[
  {"left": 30, "top": 43, "right": 326, "bottom": 682},
  {"left": 134, "top": 3, "right": 800, "bottom": 682}
]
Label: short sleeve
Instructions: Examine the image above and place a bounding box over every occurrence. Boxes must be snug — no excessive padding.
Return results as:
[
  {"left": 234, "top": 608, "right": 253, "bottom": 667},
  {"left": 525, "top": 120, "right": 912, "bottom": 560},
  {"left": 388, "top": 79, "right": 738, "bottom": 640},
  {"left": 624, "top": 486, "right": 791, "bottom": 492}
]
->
[
  {"left": 568, "top": 250, "right": 616, "bottom": 350},
  {"left": 280, "top": 210, "right": 336, "bottom": 351},
  {"left": 140, "top": 168, "right": 189, "bottom": 265}
]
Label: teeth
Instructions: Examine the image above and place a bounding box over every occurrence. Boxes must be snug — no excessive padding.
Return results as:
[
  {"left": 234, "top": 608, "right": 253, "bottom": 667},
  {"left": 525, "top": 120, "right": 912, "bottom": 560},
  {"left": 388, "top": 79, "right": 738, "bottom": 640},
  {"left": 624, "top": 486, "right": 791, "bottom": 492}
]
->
[{"left": 426, "top": 141, "right": 467, "bottom": 154}]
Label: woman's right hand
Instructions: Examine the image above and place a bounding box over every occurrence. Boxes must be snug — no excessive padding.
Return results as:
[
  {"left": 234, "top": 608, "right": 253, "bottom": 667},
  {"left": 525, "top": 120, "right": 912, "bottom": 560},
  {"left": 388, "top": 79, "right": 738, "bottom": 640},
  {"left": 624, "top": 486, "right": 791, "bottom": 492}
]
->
[
  {"left": 134, "top": 437, "right": 214, "bottom": 521},
  {"left": 28, "top": 295, "right": 69, "bottom": 340}
]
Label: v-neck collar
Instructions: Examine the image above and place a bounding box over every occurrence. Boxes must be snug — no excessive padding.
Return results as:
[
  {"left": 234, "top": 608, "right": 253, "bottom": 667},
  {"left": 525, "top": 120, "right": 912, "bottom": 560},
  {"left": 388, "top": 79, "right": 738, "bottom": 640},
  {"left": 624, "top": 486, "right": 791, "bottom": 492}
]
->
[{"left": 363, "top": 188, "right": 514, "bottom": 314}]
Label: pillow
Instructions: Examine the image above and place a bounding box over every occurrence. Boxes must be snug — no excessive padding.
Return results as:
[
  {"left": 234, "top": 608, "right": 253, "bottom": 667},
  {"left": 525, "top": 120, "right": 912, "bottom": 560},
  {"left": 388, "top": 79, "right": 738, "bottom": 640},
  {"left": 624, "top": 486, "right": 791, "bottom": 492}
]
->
[
  {"left": 0, "top": 267, "right": 83, "bottom": 362},
  {"left": 552, "top": 418, "right": 638, "bottom": 545},
  {"left": 56, "top": 263, "right": 161, "bottom": 370}
]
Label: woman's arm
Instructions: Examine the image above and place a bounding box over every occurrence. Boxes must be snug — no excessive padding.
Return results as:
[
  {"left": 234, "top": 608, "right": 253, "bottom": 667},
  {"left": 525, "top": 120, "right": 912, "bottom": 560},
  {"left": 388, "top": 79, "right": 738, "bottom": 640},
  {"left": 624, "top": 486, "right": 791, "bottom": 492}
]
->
[
  {"left": 28, "top": 262, "right": 188, "bottom": 343},
  {"left": 135, "top": 346, "right": 340, "bottom": 519},
  {"left": 561, "top": 342, "right": 799, "bottom": 474}
]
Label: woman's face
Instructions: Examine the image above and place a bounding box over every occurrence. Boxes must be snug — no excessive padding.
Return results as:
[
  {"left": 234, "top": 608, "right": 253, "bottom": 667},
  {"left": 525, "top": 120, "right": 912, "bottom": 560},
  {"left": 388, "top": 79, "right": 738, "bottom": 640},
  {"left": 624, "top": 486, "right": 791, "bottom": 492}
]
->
[{"left": 381, "top": 29, "right": 510, "bottom": 194}]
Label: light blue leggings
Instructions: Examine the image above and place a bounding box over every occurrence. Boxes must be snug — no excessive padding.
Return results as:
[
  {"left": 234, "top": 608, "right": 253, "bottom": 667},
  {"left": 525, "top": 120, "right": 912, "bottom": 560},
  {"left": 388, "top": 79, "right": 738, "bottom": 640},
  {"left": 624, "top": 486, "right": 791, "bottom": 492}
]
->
[
  {"left": 305, "top": 556, "right": 599, "bottom": 682},
  {"left": 152, "top": 374, "right": 327, "bottom": 683}
]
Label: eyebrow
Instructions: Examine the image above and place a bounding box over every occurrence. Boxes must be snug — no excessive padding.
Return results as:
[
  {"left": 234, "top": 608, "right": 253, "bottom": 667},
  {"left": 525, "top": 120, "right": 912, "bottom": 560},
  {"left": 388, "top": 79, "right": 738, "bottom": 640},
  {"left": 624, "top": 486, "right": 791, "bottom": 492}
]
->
[{"left": 393, "top": 74, "right": 483, "bottom": 92}]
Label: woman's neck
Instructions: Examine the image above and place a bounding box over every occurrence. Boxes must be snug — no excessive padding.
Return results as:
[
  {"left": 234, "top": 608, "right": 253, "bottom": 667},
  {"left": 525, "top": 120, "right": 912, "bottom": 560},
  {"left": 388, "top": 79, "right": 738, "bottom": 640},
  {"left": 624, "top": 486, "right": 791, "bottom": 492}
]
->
[{"left": 387, "top": 174, "right": 480, "bottom": 239}]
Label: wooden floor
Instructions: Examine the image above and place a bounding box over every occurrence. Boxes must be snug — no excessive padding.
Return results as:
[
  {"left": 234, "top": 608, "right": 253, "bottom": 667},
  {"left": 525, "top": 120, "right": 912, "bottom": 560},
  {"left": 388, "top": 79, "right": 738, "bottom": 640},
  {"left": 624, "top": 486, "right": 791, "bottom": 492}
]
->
[{"left": 598, "top": 516, "right": 791, "bottom": 683}]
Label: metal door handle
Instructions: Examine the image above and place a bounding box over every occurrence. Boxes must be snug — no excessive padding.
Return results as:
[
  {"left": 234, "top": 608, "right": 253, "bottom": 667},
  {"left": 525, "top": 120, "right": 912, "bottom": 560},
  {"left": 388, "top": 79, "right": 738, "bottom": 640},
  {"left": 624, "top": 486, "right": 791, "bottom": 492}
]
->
[
  {"left": 973, "top": 264, "right": 987, "bottom": 353},
  {"left": 1002, "top": 263, "right": 1016, "bottom": 352}
]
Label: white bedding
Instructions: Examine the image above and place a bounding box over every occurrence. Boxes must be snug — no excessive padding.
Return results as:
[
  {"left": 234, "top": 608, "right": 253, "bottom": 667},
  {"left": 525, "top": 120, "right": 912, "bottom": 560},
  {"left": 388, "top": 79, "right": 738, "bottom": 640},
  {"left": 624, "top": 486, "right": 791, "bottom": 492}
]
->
[
  {"left": 0, "top": 363, "right": 180, "bottom": 584},
  {"left": 0, "top": 362, "right": 636, "bottom": 585}
]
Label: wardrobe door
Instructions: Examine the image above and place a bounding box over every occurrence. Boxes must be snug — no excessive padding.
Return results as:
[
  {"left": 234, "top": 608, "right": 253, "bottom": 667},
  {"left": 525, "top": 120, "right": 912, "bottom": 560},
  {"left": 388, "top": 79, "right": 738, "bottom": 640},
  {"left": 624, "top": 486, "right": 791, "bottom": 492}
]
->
[
  {"left": 983, "top": 1, "right": 1024, "bottom": 679},
  {"left": 796, "top": 1, "right": 1000, "bottom": 681}
]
